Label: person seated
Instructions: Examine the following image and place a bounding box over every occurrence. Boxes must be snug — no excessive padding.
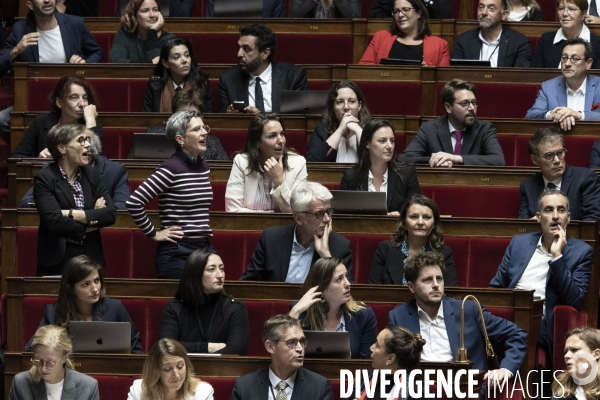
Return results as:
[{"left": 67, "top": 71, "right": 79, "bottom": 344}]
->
[
  {"left": 126, "top": 111, "right": 213, "bottom": 279},
  {"left": 12, "top": 76, "right": 102, "bottom": 158},
  {"left": 339, "top": 119, "right": 420, "bottom": 216},
  {"left": 225, "top": 113, "right": 307, "bottom": 213},
  {"left": 453, "top": 0, "right": 532, "bottom": 67},
  {"left": 289, "top": 257, "right": 377, "bottom": 359},
  {"left": 19, "top": 133, "right": 130, "bottom": 209},
  {"left": 531, "top": 0, "right": 600, "bottom": 68},
  {"left": 359, "top": 325, "right": 426, "bottom": 399},
  {"left": 526, "top": 38, "right": 600, "bottom": 130},
  {"left": 26, "top": 255, "right": 143, "bottom": 353},
  {"left": 204, "top": 0, "right": 285, "bottom": 17},
  {"left": 359, "top": 0, "right": 450, "bottom": 66},
  {"left": 9, "top": 325, "right": 99, "bottom": 400},
  {"left": 231, "top": 315, "right": 334, "bottom": 400},
  {"left": 115, "top": 0, "right": 197, "bottom": 17},
  {"left": 289, "top": 0, "right": 361, "bottom": 17},
  {"left": 110, "top": 0, "right": 175, "bottom": 63},
  {"left": 369, "top": 194, "right": 458, "bottom": 285},
  {"left": 159, "top": 249, "right": 249, "bottom": 354},
  {"left": 369, "top": 0, "right": 452, "bottom": 18},
  {"left": 219, "top": 24, "right": 308, "bottom": 114},
  {"left": 506, "top": 0, "right": 544, "bottom": 20},
  {"left": 128, "top": 338, "right": 214, "bottom": 400},
  {"left": 589, "top": 140, "right": 600, "bottom": 168},
  {"left": 144, "top": 89, "right": 228, "bottom": 160},
  {"left": 34, "top": 124, "right": 116, "bottom": 276},
  {"left": 552, "top": 327, "right": 600, "bottom": 399},
  {"left": 240, "top": 181, "right": 353, "bottom": 282},
  {"left": 143, "top": 37, "right": 213, "bottom": 113},
  {"left": 307, "top": 80, "right": 371, "bottom": 163}
]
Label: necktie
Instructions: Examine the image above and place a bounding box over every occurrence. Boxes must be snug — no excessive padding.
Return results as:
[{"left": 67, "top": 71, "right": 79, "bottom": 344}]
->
[
  {"left": 453, "top": 130, "right": 463, "bottom": 155},
  {"left": 255, "top": 77, "right": 265, "bottom": 112},
  {"left": 276, "top": 381, "right": 288, "bottom": 400},
  {"left": 590, "top": 0, "right": 598, "bottom": 16},
  {"left": 548, "top": 182, "right": 557, "bottom": 189}
]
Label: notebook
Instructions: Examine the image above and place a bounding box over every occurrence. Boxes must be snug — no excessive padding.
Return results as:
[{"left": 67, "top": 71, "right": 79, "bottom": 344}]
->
[
  {"left": 450, "top": 59, "right": 492, "bottom": 67},
  {"left": 330, "top": 190, "right": 388, "bottom": 215},
  {"left": 68, "top": 321, "right": 131, "bottom": 353},
  {"left": 303, "top": 331, "right": 351, "bottom": 359},
  {"left": 132, "top": 133, "right": 176, "bottom": 159},
  {"left": 280, "top": 90, "right": 329, "bottom": 115},
  {"left": 213, "top": 0, "right": 263, "bottom": 17}
]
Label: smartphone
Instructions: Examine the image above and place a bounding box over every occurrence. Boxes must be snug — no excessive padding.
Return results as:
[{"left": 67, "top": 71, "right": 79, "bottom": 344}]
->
[{"left": 233, "top": 101, "right": 246, "bottom": 111}]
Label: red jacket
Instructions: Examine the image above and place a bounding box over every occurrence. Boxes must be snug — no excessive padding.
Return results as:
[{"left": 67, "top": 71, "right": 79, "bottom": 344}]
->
[{"left": 359, "top": 30, "right": 450, "bottom": 66}]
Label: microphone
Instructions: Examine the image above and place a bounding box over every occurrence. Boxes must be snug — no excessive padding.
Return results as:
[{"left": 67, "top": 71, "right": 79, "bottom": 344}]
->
[{"left": 457, "top": 295, "right": 500, "bottom": 371}]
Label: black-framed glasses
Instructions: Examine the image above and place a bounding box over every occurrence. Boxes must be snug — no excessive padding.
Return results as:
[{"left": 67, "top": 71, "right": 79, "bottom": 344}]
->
[
  {"left": 454, "top": 100, "right": 478, "bottom": 109},
  {"left": 31, "top": 358, "right": 59, "bottom": 369},
  {"left": 560, "top": 55, "right": 585, "bottom": 64},
  {"left": 304, "top": 208, "right": 334, "bottom": 220},
  {"left": 75, "top": 136, "right": 91, "bottom": 146},
  {"left": 275, "top": 338, "right": 308, "bottom": 349},
  {"left": 535, "top": 148, "right": 567, "bottom": 162},
  {"left": 392, "top": 7, "right": 415, "bottom": 15}
]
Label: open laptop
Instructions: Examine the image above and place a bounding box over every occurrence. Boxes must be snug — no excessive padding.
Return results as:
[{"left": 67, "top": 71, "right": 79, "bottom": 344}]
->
[
  {"left": 380, "top": 58, "right": 422, "bottom": 65},
  {"left": 304, "top": 331, "right": 351, "bottom": 358},
  {"left": 68, "top": 321, "right": 131, "bottom": 353},
  {"left": 132, "top": 133, "right": 175, "bottom": 160},
  {"left": 450, "top": 59, "right": 492, "bottom": 67},
  {"left": 214, "top": 0, "right": 263, "bottom": 17},
  {"left": 330, "top": 190, "right": 387, "bottom": 215},
  {"left": 280, "top": 90, "right": 328, "bottom": 115}
]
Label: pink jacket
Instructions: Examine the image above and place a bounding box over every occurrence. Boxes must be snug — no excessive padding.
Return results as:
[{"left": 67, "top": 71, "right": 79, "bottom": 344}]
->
[{"left": 359, "top": 30, "right": 450, "bottom": 66}]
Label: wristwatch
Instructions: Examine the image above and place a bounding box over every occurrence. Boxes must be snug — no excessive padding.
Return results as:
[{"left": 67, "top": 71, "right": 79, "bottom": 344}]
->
[{"left": 68, "top": 209, "right": 73, "bottom": 219}]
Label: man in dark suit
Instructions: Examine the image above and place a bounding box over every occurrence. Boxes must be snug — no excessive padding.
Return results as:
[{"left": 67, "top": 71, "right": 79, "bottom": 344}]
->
[
  {"left": 231, "top": 315, "right": 334, "bottom": 400},
  {"left": 452, "top": 0, "right": 531, "bottom": 67},
  {"left": 389, "top": 251, "right": 527, "bottom": 385},
  {"left": 518, "top": 128, "right": 600, "bottom": 220},
  {"left": 491, "top": 188, "right": 592, "bottom": 356},
  {"left": 369, "top": 0, "right": 452, "bottom": 19},
  {"left": 241, "top": 181, "right": 353, "bottom": 283},
  {"left": 205, "top": 0, "right": 285, "bottom": 17},
  {"left": 589, "top": 139, "right": 600, "bottom": 168},
  {"left": 219, "top": 23, "right": 308, "bottom": 114},
  {"left": 399, "top": 79, "right": 505, "bottom": 167}
]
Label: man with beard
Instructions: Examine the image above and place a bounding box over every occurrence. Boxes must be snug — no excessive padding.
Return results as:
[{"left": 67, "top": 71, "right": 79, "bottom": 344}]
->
[
  {"left": 399, "top": 79, "right": 505, "bottom": 167},
  {"left": 452, "top": 0, "right": 531, "bottom": 67},
  {"left": 218, "top": 23, "right": 308, "bottom": 114},
  {"left": 389, "top": 251, "right": 527, "bottom": 385}
]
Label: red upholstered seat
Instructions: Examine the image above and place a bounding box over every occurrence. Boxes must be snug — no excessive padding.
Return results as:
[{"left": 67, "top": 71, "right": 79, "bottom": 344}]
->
[
  {"left": 432, "top": 186, "right": 521, "bottom": 218},
  {"left": 131, "top": 231, "right": 159, "bottom": 279},
  {"left": 93, "top": 375, "right": 136, "bottom": 400},
  {"left": 101, "top": 230, "right": 132, "bottom": 278},
  {"left": 442, "top": 237, "right": 470, "bottom": 287},
  {"left": 22, "top": 296, "right": 55, "bottom": 349},
  {"left": 467, "top": 237, "right": 511, "bottom": 287},
  {"left": 101, "top": 128, "right": 137, "bottom": 161},
  {"left": 210, "top": 181, "right": 226, "bottom": 212},
  {"left": 486, "top": 307, "right": 514, "bottom": 322},
  {"left": 514, "top": 136, "right": 534, "bottom": 167},
  {"left": 188, "top": 34, "right": 239, "bottom": 64},
  {"left": 529, "top": 37, "right": 541, "bottom": 53},
  {"left": 552, "top": 305, "right": 588, "bottom": 370},
  {"left": 277, "top": 35, "right": 354, "bottom": 64},
  {"left": 367, "top": 303, "right": 395, "bottom": 333},
  {"left": 563, "top": 136, "right": 598, "bottom": 168},
  {"left": 353, "top": 234, "right": 389, "bottom": 284},
  {"left": 395, "top": 132, "right": 407, "bottom": 154},
  {"left": 16, "top": 227, "right": 38, "bottom": 277},
  {"left": 98, "top": 0, "right": 119, "bottom": 16},
  {"left": 241, "top": 231, "right": 262, "bottom": 270},
  {"left": 213, "top": 130, "right": 248, "bottom": 158},
  {"left": 362, "top": 0, "right": 375, "bottom": 16},
  {"left": 116, "top": 299, "right": 148, "bottom": 351},
  {"left": 90, "top": 33, "right": 113, "bottom": 63},
  {"left": 357, "top": 81, "right": 421, "bottom": 115},
  {"left": 420, "top": 185, "right": 433, "bottom": 198},
  {"left": 129, "top": 80, "right": 149, "bottom": 112},
  {"left": 210, "top": 80, "right": 221, "bottom": 112},
  {"left": 497, "top": 135, "right": 516, "bottom": 167},
  {"left": 244, "top": 300, "right": 291, "bottom": 356},
  {"left": 212, "top": 232, "right": 249, "bottom": 280},
  {"left": 27, "top": 80, "right": 56, "bottom": 111},
  {"left": 203, "top": 377, "right": 236, "bottom": 400},
  {"left": 147, "top": 298, "right": 170, "bottom": 351}
]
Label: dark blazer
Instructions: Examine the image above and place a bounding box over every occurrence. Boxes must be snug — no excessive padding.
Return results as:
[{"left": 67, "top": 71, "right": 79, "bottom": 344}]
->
[
  {"left": 11, "top": 112, "right": 103, "bottom": 158},
  {"left": 205, "top": 0, "right": 285, "bottom": 17},
  {"left": 289, "top": 0, "right": 361, "bottom": 17},
  {"left": 369, "top": 0, "right": 452, "bottom": 18},
  {"left": 25, "top": 297, "right": 143, "bottom": 353},
  {"left": 531, "top": 31, "right": 600, "bottom": 68},
  {"left": 19, "top": 156, "right": 130, "bottom": 209},
  {"left": 338, "top": 162, "right": 420, "bottom": 213},
  {"left": 388, "top": 297, "right": 528, "bottom": 375},
  {"left": 589, "top": 140, "right": 600, "bottom": 168},
  {"left": 399, "top": 115, "right": 505, "bottom": 166},
  {"left": 489, "top": 232, "right": 592, "bottom": 351},
  {"left": 218, "top": 60, "right": 308, "bottom": 113},
  {"left": 369, "top": 241, "right": 458, "bottom": 285},
  {"left": 159, "top": 294, "right": 249, "bottom": 355},
  {"left": 306, "top": 123, "right": 339, "bottom": 162},
  {"left": 240, "top": 224, "right": 354, "bottom": 282},
  {"left": 142, "top": 75, "right": 214, "bottom": 113},
  {"left": 452, "top": 27, "right": 532, "bottom": 67},
  {"left": 9, "top": 368, "right": 99, "bottom": 400},
  {"left": 518, "top": 165, "right": 600, "bottom": 220},
  {"left": 33, "top": 163, "right": 117, "bottom": 273},
  {"left": 0, "top": 11, "right": 103, "bottom": 77},
  {"left": 231, "top": 367, "right": 334, "bottom": 400}
]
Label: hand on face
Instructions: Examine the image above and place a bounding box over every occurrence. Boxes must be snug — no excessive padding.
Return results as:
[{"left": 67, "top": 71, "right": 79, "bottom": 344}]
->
[{"left": 314, "top": 220, "right": 332, "bottom": 257}]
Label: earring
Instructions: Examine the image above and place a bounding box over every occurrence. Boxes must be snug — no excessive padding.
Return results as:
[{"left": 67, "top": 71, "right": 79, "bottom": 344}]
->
[{"left": 320, "top": 295, "right": 326, "bottom": 304}]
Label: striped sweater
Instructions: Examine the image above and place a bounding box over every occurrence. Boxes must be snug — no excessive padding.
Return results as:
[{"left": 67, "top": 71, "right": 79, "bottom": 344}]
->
[{"left": 126, "top": 151, "right": 213, "bottom": 241}]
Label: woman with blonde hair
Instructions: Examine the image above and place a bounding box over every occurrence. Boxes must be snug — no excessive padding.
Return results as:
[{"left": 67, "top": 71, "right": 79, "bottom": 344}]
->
[
  {"left": 506, "top": 0, "right": 544, "bottom": 21},
  {"left": 128, "top": 338, "right": 214, "bottom": 400},
  {"left": 9, "top": 325, "right": 99, "bottom": 399}
]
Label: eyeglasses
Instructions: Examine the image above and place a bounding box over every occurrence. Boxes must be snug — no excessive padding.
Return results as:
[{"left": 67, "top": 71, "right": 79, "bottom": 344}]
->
[
  {"left": 454, "top": 100, "right": 478, "bottom": 109},
  {"left": 275, "top": 338, "right": 308, "bottom": 349},
  {"left": 560, "top": 55, "right": 585, "bottom": 64},
  {"left": 31, "top": 358, "right": 59, "bottom": 369},
  {"left": 535, "top": 148, "right": 567, "bottom": 162},
  {"left": 187, "top": 125, "right": 210, "bottom": 134},
  {"left": 557, "top": 6, "right": 579, "bottom": 14},
  {"left": 392, "top": 7, "right": 415, "bottom": 15},
  {"left": 304, "top": 207, "right": 334, "bottom": 220},
  {"left": 75, "top": 136, "right": 91, "bottom": 146}
]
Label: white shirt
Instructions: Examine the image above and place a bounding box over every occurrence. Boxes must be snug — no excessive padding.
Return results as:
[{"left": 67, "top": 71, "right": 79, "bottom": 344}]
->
[
  {"left": 268, "top": 367, "right": 297, "bottom": 400},
  {"left": 553, "top": 25, "right": 591, "bottom": 67},
  {"left": 37, "top": 25, "right": 67, "bottom": 64},
  {"left": 324, "top": 314, "right": 346, "bottom": 332},
  {"left": 417, "top": 302, "right": 454, "bottom": 362},
  {"left": 544, "top": 77, "right": 587, "bottom": 120},
  {"left": 45, "top": 379, "right": 64, "bottom": 400},
  {"left": 575, "top": 386, "right": 587, "bottom": 400},
  {"left": 542, "top": 176, "right": 563, "bottom": 190},
  {"left": 367, "top": 169, "right": 388, "bottom": 199},
  {"left": 479, "top": 29, "right": 502, "bottom": 68},
  {"left": 336, "top": 134, "right": 358, "bottom": 163},
  {"left": 286, "top": 226, "right": 315, "bottom": 283},
  {"left": 248, "top": 63, "right": 273, "bottom": 112},
  {"left": 172, "top": 81, "right": 185, "bottom": 90},
  {"left": 507, "top": 7, "right": 530, "bottom": 21},
  {"left": 447, "top": 121, "right": 464, "bottom": 149}
]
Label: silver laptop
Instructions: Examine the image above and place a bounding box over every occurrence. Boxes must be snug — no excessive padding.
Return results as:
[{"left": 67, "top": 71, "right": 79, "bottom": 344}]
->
[
  {"left": 132, "top": 133, "right": 176, "bottom": 159},
  {"left": 214, "top": 0, "right": 263, "bottom": 17},
  {"left": 304, "top": 331, "right": 351, "bottom": 359},
  {"left": 68, "top": 321, "right": 131, "bottom": 353},
  {"left": 330, "top": 190, "right": 388, "bottom": 215},
  {"left": 280, "top": 90, "right": 328, "bottom": 115}
]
